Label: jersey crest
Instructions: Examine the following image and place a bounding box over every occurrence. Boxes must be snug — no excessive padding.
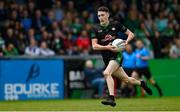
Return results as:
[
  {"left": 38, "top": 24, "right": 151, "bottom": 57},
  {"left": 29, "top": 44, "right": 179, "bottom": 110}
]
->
[{"left": 101, "top": 34, "right": 115, "bottom": 42}]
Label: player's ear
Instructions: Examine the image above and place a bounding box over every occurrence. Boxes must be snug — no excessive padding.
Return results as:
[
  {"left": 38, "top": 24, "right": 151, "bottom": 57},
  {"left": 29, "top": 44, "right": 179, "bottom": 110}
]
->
[{"left": 107, "top": 12, "right": 110, "bottom": 18}]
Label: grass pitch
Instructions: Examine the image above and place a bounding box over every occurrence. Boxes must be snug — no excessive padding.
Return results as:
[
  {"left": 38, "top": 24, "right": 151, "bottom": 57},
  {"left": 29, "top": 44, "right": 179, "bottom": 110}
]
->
[{"left": 0, "top": 96, "right": 179, "bottom": 111}]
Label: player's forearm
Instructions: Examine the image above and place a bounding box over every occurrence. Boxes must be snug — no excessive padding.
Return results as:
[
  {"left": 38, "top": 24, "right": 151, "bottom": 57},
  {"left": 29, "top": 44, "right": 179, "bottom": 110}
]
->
[
  {"left": 126, "top": 31, "right": 134, "bottom": 44},
  {"left": 92, "top": 43, "right": 109, "bottom": 50}
]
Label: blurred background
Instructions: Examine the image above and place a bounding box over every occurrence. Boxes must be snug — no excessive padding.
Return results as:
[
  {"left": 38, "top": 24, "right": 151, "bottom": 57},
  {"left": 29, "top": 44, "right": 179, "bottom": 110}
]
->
[{"left": 0, "top": 0, "right": 179, "bottom": 101}]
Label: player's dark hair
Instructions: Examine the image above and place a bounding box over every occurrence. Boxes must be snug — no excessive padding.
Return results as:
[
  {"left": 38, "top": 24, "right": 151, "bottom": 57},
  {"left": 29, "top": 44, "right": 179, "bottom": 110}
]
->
[{"left": 98, "top": 6, "right": 109, "bottom": 13}]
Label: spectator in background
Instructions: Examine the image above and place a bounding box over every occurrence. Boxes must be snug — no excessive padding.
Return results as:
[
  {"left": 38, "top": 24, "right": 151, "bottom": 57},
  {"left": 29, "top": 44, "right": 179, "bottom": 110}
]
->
[
  {"left": 17, "top": 4, "right": 25, "bottom": 17},
  {"left": 155, "top": 11, "right": 168, "bottom": 33},
  {"left": 41, "top": 30, "right": 52, "bottom": 47},
  {"left": 0, "top": 33, "right": 5, "bottom": 56},
  {"left": 27, "top": 28, "right": 37, "bottom": 40},
  {"left": 51, "top": 30, "right": 64, "bottom": 55},
  {"left": 0, "top": 33, "right": 5, "bottom": 50},
  {"left": 135, "top": 22, "right": 150, "bottom": 41},
  {"left": 66, "top": 0, "right": 77, "bottom": 14},
  {"left": 32, "top": 9, "right": 46, "bottom": 33},
  {"left": 39, "top": 41, "right": 55, "bottom": 56},
  {"left": 0, "top": 1, "right": 7, "bottom": 23},
  {"left": 13, "top": 21, "right": 23, "bottom": 37},
  {"left": 45, "top": 10, "right": 55, "bottom": 27},
  {"left": 4, "top": 28, "right": 18, "bottom": 48},
  {"left": 25, "top": 38, "right": 40, "bottom": 56},
  {"left": 124, "top": 4, "right": 140, "bottom": 32},
  {"left": 81, "top": 10, "right": 93, "bottom": 24},
  {"left": 144, "top": 14, "right": 154, "bottom": 35},
  {"left": 111, "top": 0, "right": 126, "bottom": 21},
  {"left": 60, "top": 19, "right": 71, "bottom": 35},
  {"left": 84, "top": 23, "right": 92, "bottom": 33},
  {"left": 76, "top": 30, "right": 90, "bottom": 56},
  {"left": 64, "top": 11, "right": 74, "bottom": 26},
  {"left": 50, "top": 21, "right": 61, "bottom": 32},
  {"left": 0, "top": 48, "right": 3, "bottom": 56},
  {"left": 63, "top": 32, "right": 74, "bottom": 55},
  {"left": 71, "top": 17, "right": 83, "bottom": 39},
  {"left": 20, "top": 9, "right": 32, "bottom": 32},
  {"left": 84, "top": 60, "right": 105, "bottom": 98},
  {"left": 16, "top": 32, "right": 27, "bottom": 54},
  {"left": 169, "top": 38, "right": 180, "bottom": 58},
  {"left": 163, "top": 21, "right": 175, "bottom": 40},
  {"left": 3, "top": 43, "right": 19, "bottom": 56},
  {"left": 52, "top": 0, "right": 64, "bottom": 22},
  {"left": 9, "top": 10, "right": 19, "bottom": 23},
  {"left": 134, "top": 22, "right": 152, "bottom": 55},
  {"left": 27, "top": 0, "right": 36, "bottom": 17}
]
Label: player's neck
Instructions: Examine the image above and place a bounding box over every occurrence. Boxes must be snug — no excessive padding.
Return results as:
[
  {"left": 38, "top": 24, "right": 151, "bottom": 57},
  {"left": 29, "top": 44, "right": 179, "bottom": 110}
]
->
[{"left": 100, "top": 21, "right": 109, "bottom": 27}]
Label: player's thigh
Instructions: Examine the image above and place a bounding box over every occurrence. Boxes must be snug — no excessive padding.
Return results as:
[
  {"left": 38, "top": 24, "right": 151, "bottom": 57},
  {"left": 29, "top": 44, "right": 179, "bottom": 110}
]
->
[
  {"left": 113, "top": 67, "right": 129, "bottom": 82},
  {"left": 123, "top": 68, "right": 132, "bottom": 77},
  {"left": 103, "top": 60, "right": 119, "bottom": 76}
]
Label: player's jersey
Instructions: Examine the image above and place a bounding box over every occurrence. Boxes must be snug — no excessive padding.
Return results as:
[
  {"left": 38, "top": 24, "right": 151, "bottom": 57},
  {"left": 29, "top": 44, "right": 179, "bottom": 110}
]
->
[{"left": 91, "top": 21, "right": 127, "bottom": 62}]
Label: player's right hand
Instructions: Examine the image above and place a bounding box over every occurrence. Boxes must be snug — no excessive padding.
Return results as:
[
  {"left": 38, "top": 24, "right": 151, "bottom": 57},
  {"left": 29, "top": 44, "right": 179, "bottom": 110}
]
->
[
  {"left": 106, "top": 44, "right": 116, "bottom": 51},
  {"left": 106, "top": 44, "right": 120, "bottom": 52}
]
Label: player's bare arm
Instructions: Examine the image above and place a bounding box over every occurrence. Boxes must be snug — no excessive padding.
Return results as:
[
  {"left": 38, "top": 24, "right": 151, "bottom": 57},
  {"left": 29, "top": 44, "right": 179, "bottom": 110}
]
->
[
  {"left": 125, "top": 29, "right": 134, "bottom": 44},
  {"left": 91, "top": 38, "right": 116, "bottom": 51}
]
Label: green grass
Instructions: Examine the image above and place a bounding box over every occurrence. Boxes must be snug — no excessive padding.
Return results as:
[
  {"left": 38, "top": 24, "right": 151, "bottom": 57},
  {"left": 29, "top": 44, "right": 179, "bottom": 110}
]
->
[{"left": 0, "top": 97, "right": 180, "bottom": 111}]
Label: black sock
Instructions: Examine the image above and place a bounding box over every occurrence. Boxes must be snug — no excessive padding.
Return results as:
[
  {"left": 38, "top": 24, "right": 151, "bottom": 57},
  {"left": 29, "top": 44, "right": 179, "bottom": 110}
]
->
[
  {"left": 109, "top": 95, "right": 115, "bottom": 101},
  {"left": 154, "top": 83, "right": 162, "bottom": 94},
  {"left": 154, "top": 83, "right": 161, "bottom": 90},
  {"left": 140, "top": 81, "right": 144, "bottom": 87}
]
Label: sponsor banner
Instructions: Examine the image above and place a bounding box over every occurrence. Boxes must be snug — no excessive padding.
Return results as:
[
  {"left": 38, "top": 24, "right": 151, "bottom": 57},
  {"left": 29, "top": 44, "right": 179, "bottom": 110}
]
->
[
  {"left": 0, "top": 59, "right": 64, "bottom": 100},
  {"left": 64, "top": 59, "right": 85, "bottom": 98}
]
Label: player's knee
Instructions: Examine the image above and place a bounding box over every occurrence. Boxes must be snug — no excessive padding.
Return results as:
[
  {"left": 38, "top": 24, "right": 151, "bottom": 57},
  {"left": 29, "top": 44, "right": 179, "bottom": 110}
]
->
[
  {"left": 123, "top": 78, "right": 130, "bottom": 84},
  {"left": 103, "top": 71, "right": 111, "bottom": 77},
  {"left": 124, "top": 77, "right": 133, "bottom": 84},
  {"left": 128, "top": 77, "right": 135, "bottom": 84},
  {"left": 124, "top": 80, "right": 129, "bottom": 84}
]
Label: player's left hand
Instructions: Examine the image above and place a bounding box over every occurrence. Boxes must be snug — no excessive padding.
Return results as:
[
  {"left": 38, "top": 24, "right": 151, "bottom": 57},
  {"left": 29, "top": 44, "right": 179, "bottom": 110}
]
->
[
  {"left": 111, "top": 47, "right": 119, "bottom": 52},
  {"left": 124, "top": 40, "right": 128, "bottom": 45},
  {"left": 111, "top": 43, "right": 125, "bottom": 52}
]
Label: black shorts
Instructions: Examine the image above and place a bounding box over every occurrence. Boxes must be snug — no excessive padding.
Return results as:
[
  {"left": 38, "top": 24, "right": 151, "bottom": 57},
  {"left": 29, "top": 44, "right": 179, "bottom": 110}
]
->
[
  {"left": 123, "top": 68, "right": 135, "bottom": 77},
  {"left": 135, "top": 67, "right": 152, "bottom": 79},
  {"left": 103, "top": 53, "right": 123, "bottom": 67},
  {"left": 101, "top": 50, "right": 123, "bottom": 67}
]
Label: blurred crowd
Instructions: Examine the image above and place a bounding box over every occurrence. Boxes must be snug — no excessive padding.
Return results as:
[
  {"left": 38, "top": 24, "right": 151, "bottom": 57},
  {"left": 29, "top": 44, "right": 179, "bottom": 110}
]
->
[{"left": 0, "top": 0, "right": 179, "bottom": 58}]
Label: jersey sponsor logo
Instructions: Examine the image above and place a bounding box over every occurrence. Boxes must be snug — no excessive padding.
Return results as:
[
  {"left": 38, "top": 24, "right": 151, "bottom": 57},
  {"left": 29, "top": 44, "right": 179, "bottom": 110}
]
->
[
  {"left": 101, "top": 34, "right": 115, "bottom": 42},
  {"left": 98, "top": 30, "right": 103, "bottom": 32}
]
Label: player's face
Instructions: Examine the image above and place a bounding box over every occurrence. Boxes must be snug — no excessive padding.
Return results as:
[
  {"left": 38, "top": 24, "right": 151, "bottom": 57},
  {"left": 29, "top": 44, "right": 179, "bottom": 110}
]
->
[{"left": 97, "top": 11, "right": 109, "bottom": 25}]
